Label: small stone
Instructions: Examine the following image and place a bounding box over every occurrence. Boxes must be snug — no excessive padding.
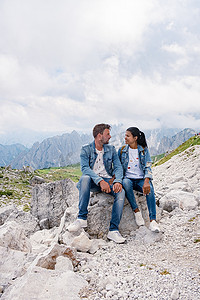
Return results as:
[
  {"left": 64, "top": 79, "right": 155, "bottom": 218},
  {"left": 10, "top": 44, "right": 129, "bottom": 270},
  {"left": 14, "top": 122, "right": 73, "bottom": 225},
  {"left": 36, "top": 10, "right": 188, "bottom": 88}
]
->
[
  {"left": 171, "top": 287, "right": 180, "bottom": 299},
  {"left": 106, "top": 283, "right": 114, "bottom": 291}
]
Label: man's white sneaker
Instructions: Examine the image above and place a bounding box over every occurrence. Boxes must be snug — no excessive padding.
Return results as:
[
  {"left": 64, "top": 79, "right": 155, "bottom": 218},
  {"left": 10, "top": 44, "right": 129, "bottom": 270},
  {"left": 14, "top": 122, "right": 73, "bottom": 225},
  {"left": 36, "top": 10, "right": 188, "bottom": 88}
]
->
[
  {"left": 107, "top": 231, "right": 126, "bottom": 244},
  {"left": 134, "top": 211, "right": 145, "bottom": 226},
  {"left": 67, "top": 219, "right": 87, "bottom": 232},
  {"left": 149, "top": 220, "right": 160, "bottom": 233}
]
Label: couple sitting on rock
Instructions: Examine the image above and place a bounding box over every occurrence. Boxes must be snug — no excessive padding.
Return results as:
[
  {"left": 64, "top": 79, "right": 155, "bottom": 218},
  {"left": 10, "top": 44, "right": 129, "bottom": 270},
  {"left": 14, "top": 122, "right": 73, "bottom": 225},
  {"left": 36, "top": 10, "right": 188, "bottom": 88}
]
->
[{"left": 67, "top": 123, "right": 160, "bottom": 243}]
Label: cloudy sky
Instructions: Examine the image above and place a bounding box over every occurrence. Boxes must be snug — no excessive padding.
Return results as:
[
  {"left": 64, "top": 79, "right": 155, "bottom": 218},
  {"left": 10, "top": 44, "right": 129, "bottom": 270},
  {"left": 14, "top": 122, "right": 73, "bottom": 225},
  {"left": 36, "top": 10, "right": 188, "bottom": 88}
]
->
[{"left": 0, "top": 0, "right": 200, "bottom": 140}]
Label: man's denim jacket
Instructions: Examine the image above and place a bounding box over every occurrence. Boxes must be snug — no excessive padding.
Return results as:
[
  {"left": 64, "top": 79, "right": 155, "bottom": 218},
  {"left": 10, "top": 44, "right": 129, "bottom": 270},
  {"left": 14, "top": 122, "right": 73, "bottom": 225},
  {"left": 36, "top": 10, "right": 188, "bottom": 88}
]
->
[
  {"left": 118, "top": 145, "right": 153, "bottom": 180},
  {"left": 80, "top": 141, "right": 123, "bottom": 185}
]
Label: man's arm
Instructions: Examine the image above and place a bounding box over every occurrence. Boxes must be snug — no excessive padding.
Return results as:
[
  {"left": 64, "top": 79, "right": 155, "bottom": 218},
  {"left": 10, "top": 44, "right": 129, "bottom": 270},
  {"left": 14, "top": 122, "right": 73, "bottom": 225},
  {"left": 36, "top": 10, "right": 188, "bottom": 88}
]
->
[
  {"left": 112, "top": 146, "right": 123, "bottom": 184},
  {"left": 80, "top": 147, "right": 103, "bottom": 185}
]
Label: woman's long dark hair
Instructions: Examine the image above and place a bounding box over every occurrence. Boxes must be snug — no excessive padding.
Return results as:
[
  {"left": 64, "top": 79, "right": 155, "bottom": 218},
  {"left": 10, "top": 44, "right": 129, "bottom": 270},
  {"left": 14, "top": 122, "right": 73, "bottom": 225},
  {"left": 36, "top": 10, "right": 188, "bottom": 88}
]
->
[{"left": 126, "top": 127, "right": 147, "bottom": 148}]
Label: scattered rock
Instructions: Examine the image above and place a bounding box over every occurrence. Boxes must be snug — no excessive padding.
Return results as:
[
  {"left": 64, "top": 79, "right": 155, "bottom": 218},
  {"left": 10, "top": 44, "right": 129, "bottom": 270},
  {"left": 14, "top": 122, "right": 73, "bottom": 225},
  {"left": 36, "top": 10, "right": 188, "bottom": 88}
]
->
[
  {"left": 71, "top": 232, "right": 92, "bottom": 252},
  {"left": 0, "top": 221, "right": 32, "bottom": 252}
]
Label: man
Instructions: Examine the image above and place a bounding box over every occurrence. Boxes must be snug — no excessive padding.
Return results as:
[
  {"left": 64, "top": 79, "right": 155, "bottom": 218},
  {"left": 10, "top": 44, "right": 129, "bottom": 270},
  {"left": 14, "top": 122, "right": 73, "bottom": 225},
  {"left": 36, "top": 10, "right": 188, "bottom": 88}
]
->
[{"left": 67, "top": 123, "right": 126, "bottom": 243}]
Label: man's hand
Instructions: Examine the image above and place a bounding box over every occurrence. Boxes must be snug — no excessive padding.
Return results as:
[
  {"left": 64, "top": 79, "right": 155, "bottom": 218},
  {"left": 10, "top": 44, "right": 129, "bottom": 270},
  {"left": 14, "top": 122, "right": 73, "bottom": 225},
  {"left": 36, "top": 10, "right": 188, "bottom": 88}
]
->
[
  {"left": 113, "top": 182, "right": 122, "bottom": 193},
  {"left": 143, "top": 178, "right": 151, "bottom": 195},
  {"left": 99, "top": 180, "right": 111, "bottom": 193}
]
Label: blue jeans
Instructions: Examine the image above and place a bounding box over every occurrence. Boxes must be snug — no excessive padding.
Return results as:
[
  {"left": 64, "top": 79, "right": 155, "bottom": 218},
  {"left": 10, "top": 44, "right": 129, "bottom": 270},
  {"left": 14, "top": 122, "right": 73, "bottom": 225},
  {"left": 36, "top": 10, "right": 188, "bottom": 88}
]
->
[
  {"left": 77, "top": 175, "right": 125, "bottom": 231},
  {"left": 122, "top": 178, "right": 156, "bottom": 220}
]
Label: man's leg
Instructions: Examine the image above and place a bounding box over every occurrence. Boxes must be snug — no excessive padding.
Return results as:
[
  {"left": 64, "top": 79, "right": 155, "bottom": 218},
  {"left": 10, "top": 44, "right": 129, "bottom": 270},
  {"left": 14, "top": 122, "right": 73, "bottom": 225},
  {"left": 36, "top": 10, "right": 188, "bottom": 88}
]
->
[
  {"left": 109, "top": 188, "right": 125, "bottom": 231},
  {"left": 78, "top": 175, "right": 101, "bottom": 220},
  {"left": 68, "top": 175, "right": 100, "bottom": 232}
]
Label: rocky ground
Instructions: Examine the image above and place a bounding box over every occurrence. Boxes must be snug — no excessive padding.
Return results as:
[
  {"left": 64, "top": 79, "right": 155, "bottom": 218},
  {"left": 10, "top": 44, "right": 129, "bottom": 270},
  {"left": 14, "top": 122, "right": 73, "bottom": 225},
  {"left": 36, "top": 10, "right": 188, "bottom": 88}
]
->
[
  {"left": 0, "top": 146, "right": 200, "bottom": 299},
  {"left": 77, "top": 208, "right": 199, "bottom": 300}
]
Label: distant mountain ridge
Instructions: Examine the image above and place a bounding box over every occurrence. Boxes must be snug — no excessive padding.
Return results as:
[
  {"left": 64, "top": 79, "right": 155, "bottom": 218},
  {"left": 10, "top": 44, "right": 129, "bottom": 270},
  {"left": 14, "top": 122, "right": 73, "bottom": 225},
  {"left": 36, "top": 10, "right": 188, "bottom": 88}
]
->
[
  {"left": 11, "top": 131, "right": 92, "bottom": 169},
  {"left": 0, "top": 144, "right": 28, "bottom": 167},
  {"left": 0, "top": 127, "right": 197, "bottom": 169},
  {"left": 110, "top": 128, "right": 196, "bottom": 155}
]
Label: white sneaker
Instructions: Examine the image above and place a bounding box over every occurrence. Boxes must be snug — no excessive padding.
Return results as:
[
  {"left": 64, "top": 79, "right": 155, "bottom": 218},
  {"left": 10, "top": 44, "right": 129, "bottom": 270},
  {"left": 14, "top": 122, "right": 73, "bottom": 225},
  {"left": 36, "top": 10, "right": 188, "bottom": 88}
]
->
[
  {"left": 134, "top": 211, "right": 145, "bottom": 226},
  {"left": 149, "top": 220, "right": 160, "bottom": 233},
  {"left": 67, "top": 219, "right": 87, "bottom": 232},
  {"left": 107, "top": 231, "right": 126, "bottom": 244}
]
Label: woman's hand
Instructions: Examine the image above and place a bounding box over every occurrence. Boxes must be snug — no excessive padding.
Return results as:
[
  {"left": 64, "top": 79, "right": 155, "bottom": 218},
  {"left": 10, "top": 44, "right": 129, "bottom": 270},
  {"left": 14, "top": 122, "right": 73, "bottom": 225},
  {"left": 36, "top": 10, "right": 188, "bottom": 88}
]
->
[{"left": 143, "top": 178, "right": 151, "bottom": 195}]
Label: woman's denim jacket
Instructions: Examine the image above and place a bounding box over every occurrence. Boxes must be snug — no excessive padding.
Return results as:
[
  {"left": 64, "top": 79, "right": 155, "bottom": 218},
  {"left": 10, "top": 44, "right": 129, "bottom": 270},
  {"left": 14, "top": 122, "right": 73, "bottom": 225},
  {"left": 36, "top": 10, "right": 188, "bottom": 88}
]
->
[
  {"left": 118, "top": 145, "right": 153, "bottom": 180},
  {"left": 80, "top": 141, "right": 123, "bottom": 185}
]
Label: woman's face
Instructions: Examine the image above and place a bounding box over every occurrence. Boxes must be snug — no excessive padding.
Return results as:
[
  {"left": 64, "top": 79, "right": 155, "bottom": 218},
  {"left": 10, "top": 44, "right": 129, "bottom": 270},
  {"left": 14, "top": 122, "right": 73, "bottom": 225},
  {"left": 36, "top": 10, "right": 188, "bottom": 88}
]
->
[{"left": 125, "top": 131, "right": 137, "bottom": 145}]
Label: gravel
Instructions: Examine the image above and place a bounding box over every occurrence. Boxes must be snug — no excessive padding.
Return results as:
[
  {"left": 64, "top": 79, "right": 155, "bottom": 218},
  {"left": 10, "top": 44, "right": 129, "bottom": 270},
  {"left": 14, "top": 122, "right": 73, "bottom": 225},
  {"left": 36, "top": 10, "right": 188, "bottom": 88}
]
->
[{"left": 77, "top": 208, "right": 200, "bottom": 300}]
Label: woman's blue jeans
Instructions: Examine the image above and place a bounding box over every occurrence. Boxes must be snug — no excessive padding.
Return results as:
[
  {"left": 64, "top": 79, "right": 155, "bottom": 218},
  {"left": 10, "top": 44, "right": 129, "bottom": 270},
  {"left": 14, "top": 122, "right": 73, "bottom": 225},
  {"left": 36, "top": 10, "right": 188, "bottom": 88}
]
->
[
  {"left": 122, "top": 178, "right": 156, "bottom": 220},
  {"left": 77, "top": 175, "right": 125, "bottom": 231}
]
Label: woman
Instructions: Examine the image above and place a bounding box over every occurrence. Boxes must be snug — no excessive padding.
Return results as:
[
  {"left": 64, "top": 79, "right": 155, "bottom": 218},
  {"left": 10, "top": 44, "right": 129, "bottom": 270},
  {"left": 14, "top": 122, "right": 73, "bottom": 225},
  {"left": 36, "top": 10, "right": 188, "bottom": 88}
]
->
[{"left": 118, "top": 127, "right": 160, "bottom": 232}]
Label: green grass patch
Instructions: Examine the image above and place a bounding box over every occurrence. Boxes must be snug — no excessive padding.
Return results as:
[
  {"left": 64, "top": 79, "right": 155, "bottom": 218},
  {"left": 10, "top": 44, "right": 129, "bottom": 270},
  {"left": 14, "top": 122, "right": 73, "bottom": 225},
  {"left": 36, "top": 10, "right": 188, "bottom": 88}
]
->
[
  {"left": 160, "top": 269, "right": 171, "bottom": 275},
  {"left": 194, "top": 238, "right": 200, "bottom": 243},
  {"left": 188, "top": 217, "right": 196, "bottom": 222},
  {"left": 151, "top": 153, "right": 165, "bottom": 163},
  {"left": 0, "top": 190, "right": 13, "bottom": 196},
  {"left": 23, "top": 203, "right": 30, "bottom": 212},
  {"left": 37, "top": 163, "right": 82, "bottom": 182},
  {"left": 153, "top": 135, "right": 200, "bottom": 167}
]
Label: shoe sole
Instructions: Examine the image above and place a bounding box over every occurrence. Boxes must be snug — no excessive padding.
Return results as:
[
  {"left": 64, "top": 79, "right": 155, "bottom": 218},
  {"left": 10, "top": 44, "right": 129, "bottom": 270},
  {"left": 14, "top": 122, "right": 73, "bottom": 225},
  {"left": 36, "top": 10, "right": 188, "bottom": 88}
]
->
[{"left": 107, "top": 236, "right": 126, "bottom": 244}]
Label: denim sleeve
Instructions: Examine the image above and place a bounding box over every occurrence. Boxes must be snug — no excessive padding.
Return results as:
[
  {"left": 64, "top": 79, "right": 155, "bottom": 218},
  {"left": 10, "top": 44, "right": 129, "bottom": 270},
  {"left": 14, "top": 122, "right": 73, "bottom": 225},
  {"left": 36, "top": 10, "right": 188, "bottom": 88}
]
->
[
  {"left": 80, "top": 147, "right": 103, "bottom": 185},
  {"left": 143, "top": 148, "right": 153, "bottom": 180},
  {"left": 112, "top": 147, "right": 123, "bottom": 184},
  {"left": 118, "top": 147, "right": 122, "bottom": 160}
]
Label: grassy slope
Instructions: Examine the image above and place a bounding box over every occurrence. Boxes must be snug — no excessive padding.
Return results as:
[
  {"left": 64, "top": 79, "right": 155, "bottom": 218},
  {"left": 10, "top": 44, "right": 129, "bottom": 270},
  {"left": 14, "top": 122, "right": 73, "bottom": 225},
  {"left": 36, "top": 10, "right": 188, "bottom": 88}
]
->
[
  {"left": 36, "top": 163, "right": 82, "bottom": 183},
  {"left": 153, "top": 135, "right": 200, "bottom": 167}
]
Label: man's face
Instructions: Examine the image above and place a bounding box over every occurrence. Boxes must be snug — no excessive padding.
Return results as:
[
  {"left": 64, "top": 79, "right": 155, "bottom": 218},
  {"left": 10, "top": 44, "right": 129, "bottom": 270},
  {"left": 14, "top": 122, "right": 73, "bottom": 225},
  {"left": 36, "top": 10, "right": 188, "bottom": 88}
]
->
[{"left": 100, "top": 129, "right": 111, "bottom": 144}]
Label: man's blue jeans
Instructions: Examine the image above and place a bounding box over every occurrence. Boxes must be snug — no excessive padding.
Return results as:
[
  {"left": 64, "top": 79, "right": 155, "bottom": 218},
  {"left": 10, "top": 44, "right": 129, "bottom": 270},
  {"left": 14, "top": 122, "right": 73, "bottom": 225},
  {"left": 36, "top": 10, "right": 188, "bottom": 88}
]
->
[
  {"left": 77, "top": 175, "right": 125, "bottom": 231},
  {"left": 122, "top": 178, "right": 156, "bottom": 221}
]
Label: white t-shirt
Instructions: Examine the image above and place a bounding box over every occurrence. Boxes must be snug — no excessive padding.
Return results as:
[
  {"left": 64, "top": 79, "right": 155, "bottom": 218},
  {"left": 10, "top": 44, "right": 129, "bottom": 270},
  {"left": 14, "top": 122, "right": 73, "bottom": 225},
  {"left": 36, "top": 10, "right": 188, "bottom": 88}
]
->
[
  {"left": 125, "top": 148, "right": 144, "bottom": 179},
  {"left": 93, "top": 149, "right": 111, "bottom": 178}
]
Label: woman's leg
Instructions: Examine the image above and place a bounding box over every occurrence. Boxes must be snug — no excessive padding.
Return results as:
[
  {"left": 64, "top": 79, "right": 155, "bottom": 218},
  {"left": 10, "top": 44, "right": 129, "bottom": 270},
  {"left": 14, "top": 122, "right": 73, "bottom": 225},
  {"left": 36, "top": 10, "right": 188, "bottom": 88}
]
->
[{"left": 134, "top": 179, "right": 156, "bottom": 221}]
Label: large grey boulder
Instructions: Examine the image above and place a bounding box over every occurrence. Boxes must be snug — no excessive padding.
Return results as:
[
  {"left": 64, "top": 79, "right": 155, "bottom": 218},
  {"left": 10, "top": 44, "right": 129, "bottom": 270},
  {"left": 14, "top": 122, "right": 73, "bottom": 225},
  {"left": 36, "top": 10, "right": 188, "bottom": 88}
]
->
[
  {"left": 86, "top": 192, "right": 152, "bottom": 239},
  {"left": 31, "top": 178, "right": 160, "bottom": 240},
  {"left": 159, "top": 191, "right": 198, "bottom": 212},
  {"left": 31, "top": 178, "right": 78, "bottom": 228}
]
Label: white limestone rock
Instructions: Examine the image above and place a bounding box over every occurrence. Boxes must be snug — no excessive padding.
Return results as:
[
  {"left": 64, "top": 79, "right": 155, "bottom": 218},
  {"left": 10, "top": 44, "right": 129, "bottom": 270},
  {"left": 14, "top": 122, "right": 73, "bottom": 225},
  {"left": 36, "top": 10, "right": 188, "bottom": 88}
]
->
[
  {"left": 0, "top": 205, "right": 17, "bottom": 226},
  {"left": 1, "top": 266, "right": 87, "bottom": 300},
  {"left": 0, "top": 246, "right": 30, "bottom": 287},
  {"left": 0, "top": 221, "right": 32, "bottom": 252},
  {"left": 71, "top": 232, "right": 92, "bottom": 252},
  {"left": 159, "top": 191, "right": 198, "bottom": 212},
  {"left": 55, "top": 256, "right": 73, "bottom": 272}
]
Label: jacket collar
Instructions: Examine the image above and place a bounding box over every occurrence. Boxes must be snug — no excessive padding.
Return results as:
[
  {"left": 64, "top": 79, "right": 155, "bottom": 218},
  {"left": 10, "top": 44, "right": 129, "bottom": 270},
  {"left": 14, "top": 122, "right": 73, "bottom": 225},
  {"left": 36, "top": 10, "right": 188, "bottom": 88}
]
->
[
  {"left": 91, "top": 140, "right": 109, "bottom": 153},
  {"left": 122, "top": 144, "right": 144, "bottom": 152}
]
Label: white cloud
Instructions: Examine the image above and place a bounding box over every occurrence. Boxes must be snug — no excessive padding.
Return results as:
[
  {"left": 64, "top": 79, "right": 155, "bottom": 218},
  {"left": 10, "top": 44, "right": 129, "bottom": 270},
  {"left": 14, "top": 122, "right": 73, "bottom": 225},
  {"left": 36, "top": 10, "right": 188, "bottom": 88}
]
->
[{"left": 0, "top": 0, "right": 200, "bottom": 138}]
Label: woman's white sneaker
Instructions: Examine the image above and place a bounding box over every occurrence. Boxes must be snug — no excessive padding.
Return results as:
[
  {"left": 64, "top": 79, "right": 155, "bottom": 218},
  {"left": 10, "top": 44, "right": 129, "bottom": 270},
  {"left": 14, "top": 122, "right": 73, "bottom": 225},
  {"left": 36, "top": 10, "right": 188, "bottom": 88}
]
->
[
  {"left": 134, "top": 211, "right": 145, "bottom": 226},
  {"left": 67, "top": 219, "right": 87, "bottom": 232},
  {"left": 149, "top": 220, "right": 160, "bottom": 233},
  {"left": 107, "top": 231, "right": 126, "bottom": 243}
]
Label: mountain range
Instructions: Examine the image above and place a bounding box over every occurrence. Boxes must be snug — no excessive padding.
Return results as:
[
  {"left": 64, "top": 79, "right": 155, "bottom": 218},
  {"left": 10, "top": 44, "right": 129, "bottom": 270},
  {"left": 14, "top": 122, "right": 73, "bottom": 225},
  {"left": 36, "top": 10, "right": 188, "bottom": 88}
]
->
[{"left": 0, "top": 127, "right": 197, "bottom": 169}]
